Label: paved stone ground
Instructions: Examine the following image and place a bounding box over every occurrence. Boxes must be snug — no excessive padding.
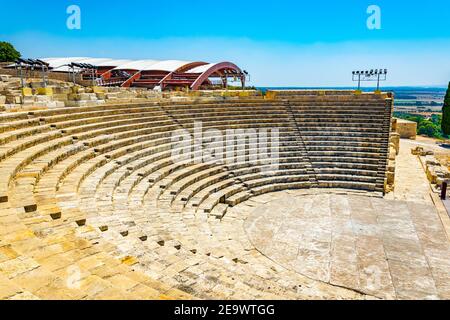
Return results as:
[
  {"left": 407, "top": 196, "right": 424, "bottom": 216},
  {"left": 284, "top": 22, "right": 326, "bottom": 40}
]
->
[
  {"left": 245, "top": 190, "right": 450, "bottom": 299},
  {"left": 387, "top": 139, "right": 434, "bottom": 204},
  {"left": 387, "top": 139, "right": 450, "bottom": 238}
]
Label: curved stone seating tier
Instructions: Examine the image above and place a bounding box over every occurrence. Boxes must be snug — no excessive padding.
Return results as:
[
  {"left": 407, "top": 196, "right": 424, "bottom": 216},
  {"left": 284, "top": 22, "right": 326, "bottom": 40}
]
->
[
  {"left": 287, "top": 95, "right": 392, "bottom": 193},
  {"left": 0, "top": 93, "right": 393, "bottom": 299},
  {"left": 1, "top": 121, "right": 182, "bottom": 204}
]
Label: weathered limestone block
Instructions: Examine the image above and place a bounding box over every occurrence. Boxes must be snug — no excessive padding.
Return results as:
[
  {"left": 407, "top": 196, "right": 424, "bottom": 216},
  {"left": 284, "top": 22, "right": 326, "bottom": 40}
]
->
[
  {"left": 105, "top": 93, "right": 119, "bottom": 100},
  {"left": 426, "top": 166, "right": 438, "bottom": 184},
  {"left": 36, "top": 87, "right": 53, "bottom": 96},
  {"left": 389, "top": 146, "right": 397, "bottom": 161},
  {"left": 438, "top": 166, "right": 450, "bottom": 178},
  {"left": 46, "top": 101, "right": 65, "bottom": 109},
  {"left": 95, "top": 92, "right": 106, "bottom": 100},
  {"left": 21, "top": 96, "right": 37, "bottom": 106},
  {"left": 71, "top": 86, "right": 85, "bottom": 94},
  {"left": 52, "top": 93, "right": 69, "bottom": 101},
  {"left": 425, "top": 155, "right": 440, "bottom": 166},
  {"left": 6, "top": 95, "right": 22, "bottom": 104},
  {"left": 411, "top": 146, "right": 422, "bottom": 155},
  {"left": 35, "top": 95, "right": 53, "bottom": 103},
  {"left": 387, "top": 171, "right": 395, "bottom": 185},
  {"left": 52, "top": 87, "right": 72, "bottom": 95},
  {"left": 30, "top": 82, "right": 44, "bottom": 89},
  {"left": 390, "top": 133, "right": 400, "bottom": 155},
  {"left": 21, "top": 88, "right": 33, "bottom": 96},
  {"left": 67, "top": 93, "right": 79, "bottom": 101},
  {"left": 386, "top": 158, "right": 396, "bottom": 192},
  {"left": 66, "top": 100, "right": 104, "bottom": 107},
  {"left": 391, "top": 118, "right": 398, "bottom": 132},
  {"left": 395, "top": 118, "right": 417, "bottom": 139},
  {"left": 0, "top": 95, "right": 6, "bottom": 105},
  {"left": 411, "top": 146, "right": 433, "bottom": 156},
  {"left": 0, "top": 75, "right": 11, "bottom": 82},
  {"left": 92, "top": 86, "right": 105, "bottom": 94},
  {"left": 77, "top": 93, "right": 95, "bottom": 101},
  {"left": 426, "top": 160, "right": 450, "bottom": 185}
]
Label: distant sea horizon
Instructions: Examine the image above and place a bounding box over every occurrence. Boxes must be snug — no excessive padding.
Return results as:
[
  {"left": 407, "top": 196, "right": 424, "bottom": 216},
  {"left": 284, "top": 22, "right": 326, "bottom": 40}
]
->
[
  {"left": 256, "top": 86, "right": 447, "bottom": 92},
  {"left": 254, "top": 86, "right": 447, "bottom": 107}
]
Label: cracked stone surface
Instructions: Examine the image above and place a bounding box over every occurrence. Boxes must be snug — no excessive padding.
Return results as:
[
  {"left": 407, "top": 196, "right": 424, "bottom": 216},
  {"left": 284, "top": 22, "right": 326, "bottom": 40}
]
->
[{"left": 245, "top": 191, "right": 450, "bottom": 300}]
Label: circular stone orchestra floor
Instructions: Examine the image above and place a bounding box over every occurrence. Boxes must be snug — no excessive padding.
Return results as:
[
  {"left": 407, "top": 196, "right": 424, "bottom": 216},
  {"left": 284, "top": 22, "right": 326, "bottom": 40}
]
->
[{"left": 244, "top": 191, "right": 450, "bottom": 299}]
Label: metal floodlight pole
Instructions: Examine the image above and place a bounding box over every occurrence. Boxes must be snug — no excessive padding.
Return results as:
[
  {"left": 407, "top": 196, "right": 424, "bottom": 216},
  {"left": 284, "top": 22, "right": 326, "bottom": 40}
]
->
[
  {"left": 72, "top": 66, "right": 76, "bottom": 84},
  {"left": 377, "top": 72, "right": 380, "bottom": 91},
  {"left": 29, "top": 61, "right": 34, "bottom": 78},
  {"left": 223, "top": 75, "right": 228, "bottom": 89},
  {"left": 353, "top": 68, "right": 387, "bottom": 92},
  {"left": 41, "top": 65, "right": 47, "bottom": 88},
  {"left": 19, "top": 62, "right": 25, "bottom": 88}
]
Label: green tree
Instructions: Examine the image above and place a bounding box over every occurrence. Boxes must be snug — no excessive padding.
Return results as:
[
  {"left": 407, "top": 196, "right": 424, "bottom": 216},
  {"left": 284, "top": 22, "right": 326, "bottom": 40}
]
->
[
  {"left": 442, "top": 82, "right": 450, "bottom": 135},
  {"left": 418, "top": 120, "right": 440, "bottom": 138},
  {"left": 0, "top": 42, "right": 21, "bottom": 62},
  {"left": 394, "top": 111, "right": 448, "bottom": 139}
]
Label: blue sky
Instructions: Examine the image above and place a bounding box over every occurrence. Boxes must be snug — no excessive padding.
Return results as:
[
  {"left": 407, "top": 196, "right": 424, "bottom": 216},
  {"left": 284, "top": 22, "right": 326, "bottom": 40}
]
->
[{"left": 1, "top": 0, "right": 450, "bottom": 86}]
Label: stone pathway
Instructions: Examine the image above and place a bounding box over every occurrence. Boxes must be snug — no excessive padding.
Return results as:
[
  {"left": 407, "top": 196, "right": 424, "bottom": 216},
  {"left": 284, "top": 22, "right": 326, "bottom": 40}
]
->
[
  {"left": 245, "top": 190, "right": 450, "bottom": 300},
  {"left": 388, "top": 138, "right": 450, "bottom": 238},
  {"left": 387, "top": 139, "right": 433, "bottom": 204}
]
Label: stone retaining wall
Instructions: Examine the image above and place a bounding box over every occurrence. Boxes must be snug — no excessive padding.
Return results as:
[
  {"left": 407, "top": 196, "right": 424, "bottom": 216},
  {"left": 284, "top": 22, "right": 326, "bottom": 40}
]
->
[{"left": 395, "top": 118, "right": 417, "bottom": 139}]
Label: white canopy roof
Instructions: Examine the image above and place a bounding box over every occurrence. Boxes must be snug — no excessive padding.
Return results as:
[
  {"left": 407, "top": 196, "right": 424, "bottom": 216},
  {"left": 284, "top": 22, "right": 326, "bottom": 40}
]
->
[
  {"left": 32, "top": 57, "right": 217, "bottom": 73},
  {"left": 111, "top": 60, "right": 159, "bottom": 71},
  {"left": 144, "top": 60, "right": 197, "bottom": 72},
  {"left": 187, "top": 63, "right": 216, "bottom": 74},
  {"left": 40, "top": 57, "right": 133, "bottom": 72},
  {"left": 111, "top": 59, "right": 195, "bottom": 72},
  {"left": 38, "top": 57, "right": 195, "bottom": 73}
]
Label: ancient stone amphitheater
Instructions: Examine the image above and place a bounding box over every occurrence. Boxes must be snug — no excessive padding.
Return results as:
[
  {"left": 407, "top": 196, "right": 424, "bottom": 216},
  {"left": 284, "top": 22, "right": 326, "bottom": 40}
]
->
[{"left": 0, "top": 89, "right": 420, "bottom": 300}]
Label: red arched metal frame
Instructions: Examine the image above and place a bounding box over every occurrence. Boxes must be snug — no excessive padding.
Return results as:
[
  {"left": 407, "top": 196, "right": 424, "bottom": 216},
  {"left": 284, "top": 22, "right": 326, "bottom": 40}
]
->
[
  {"left": 190, "top": 62, "right": 244, "bottom": 90},
  {"left": 99, "top": 61, "right": 245, "bottom": 90},
  {"left": 159, "top": 61, "right": 208, "bottom": 89},
  {"left": 122, "top": 71, "right": 142, "bottom": 87}
]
